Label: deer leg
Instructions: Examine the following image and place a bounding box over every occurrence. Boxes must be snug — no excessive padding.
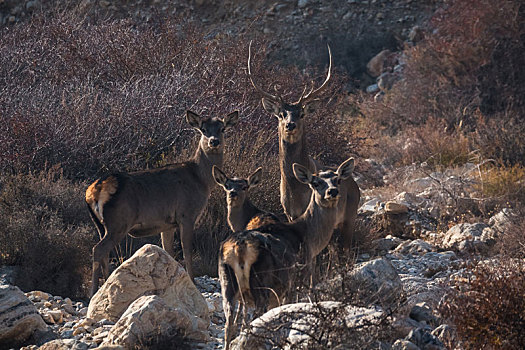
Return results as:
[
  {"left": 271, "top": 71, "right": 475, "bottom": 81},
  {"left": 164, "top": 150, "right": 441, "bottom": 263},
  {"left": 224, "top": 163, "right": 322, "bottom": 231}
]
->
[
  {"left": 161, "top": 230, "right": 176, "bottom": 257},
  {"left": 91, "top": 223, "right": 129, "bottom": 297},
  {"left": 341, "top": 210, "right": 358, "bottom": 250},
  {"left": 179, "top": 220, "right": 195, "bottom": 279},
  {"left": 224, "top": 298, "right": 236, "bottom": 350},
  {"left": 91, "top": 235, "right": 115, "bottom": 297}
]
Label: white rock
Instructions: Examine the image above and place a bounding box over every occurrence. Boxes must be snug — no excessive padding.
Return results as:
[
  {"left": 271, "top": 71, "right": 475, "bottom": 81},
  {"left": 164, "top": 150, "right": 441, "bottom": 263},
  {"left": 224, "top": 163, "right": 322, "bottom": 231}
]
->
[
  {"left": 0, "top": 283, "right": 47, "bottom": 344},
  {"left": 101, "top": 295, "right": 209, "bottom": 348},
  {"left": 442, "top": 223, "right": 490, "bottom": 252},
  {"left": 231, "top": 302, "right": 383, "bottom": 350},
  {"left": 88, "top": 244, "right": 209, "bottom": 323},
  {"left": 346, "top": 258, "right": 403, "bottom": 306}
]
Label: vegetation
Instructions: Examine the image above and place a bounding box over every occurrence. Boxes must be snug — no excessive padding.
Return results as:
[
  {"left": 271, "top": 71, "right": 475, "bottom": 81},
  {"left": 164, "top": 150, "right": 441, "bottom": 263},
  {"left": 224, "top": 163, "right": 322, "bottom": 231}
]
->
[{"left": 0, "top": 0, "right": 523, "bottom": 346}]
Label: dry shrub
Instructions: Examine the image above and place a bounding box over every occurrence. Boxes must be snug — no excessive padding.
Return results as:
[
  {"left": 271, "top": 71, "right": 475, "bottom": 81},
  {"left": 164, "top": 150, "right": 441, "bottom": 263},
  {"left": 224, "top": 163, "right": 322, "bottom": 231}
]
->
[
  {"left": 477, "top": 164, "right": 525, "bottom": 203},
  {"left": 356, "top": 0, "right": 525, "bottom": 166},
  {"left": 0, "top": 169, "right": 93, "bottom": 298},
  {"left": 439, "top": 259, "right": 525, "bottom": 349}
]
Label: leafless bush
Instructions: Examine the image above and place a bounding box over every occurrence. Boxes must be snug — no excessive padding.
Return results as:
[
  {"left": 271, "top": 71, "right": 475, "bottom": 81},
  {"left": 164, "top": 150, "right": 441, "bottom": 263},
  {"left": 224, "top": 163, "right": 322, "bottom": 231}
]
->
[
  {"left": 0, "top": 169, "right": 93, "bottom": 298},
  {"left": 439, "top": 259, "right": 525, "bottom": 349}
]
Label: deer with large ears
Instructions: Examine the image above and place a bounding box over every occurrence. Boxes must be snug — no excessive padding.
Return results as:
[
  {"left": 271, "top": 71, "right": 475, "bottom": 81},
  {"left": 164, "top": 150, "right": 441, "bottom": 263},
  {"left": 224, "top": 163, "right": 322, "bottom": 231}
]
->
[
  {"left": 248, "top": 42, "right": 361, "bottom": 249},
  {"left": 212, "top": 166, "right": 280, "bottom": 232},
  {"left": 85, "top": 110, "right": 239, "bottom": 296},
  {"left": 219, "top": 157, "right": 356, "bottom": 350}
]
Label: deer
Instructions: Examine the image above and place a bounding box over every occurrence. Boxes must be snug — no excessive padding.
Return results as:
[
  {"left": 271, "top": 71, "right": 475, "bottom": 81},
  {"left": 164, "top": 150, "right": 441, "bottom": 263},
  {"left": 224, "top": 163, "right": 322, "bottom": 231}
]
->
[
  {"left": 219, "top": 157, "right": 355, "bottom": 350},
  {"left": 248, "top": 42, "right": 361, "bottom": 250},
  {"left": 85, "top": 110, "right": 239, "bottom": 296},
  {"left": 212, "top": 165, "right": 280, "bottom": 232}
]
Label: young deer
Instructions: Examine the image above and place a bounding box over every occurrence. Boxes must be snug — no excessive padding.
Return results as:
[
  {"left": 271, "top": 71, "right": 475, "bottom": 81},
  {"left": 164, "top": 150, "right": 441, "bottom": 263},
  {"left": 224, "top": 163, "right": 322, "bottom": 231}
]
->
[
  {"left": 212, "top": 166, "right": 280, "bottom": 232},
  {"left": 85, "top": 110, "right": 239, "bottom": 296},
  {"left": 219, "top": 158, "right": 355, "bottom": 350},
  {"left": 248, "top": 42, "right": 361, "bottom": 249}
]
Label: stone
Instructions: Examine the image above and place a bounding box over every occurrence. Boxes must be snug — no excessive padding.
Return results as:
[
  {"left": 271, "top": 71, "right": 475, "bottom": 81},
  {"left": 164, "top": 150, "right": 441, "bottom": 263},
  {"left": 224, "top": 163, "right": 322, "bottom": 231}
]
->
[
  {"left": 394, "top": 239, "right": 434, "bottom": 256},
  {"left": 489, "top": 208, "right": 517, "bottom": 233},
  {"left": 26, "top": 1, "right": 40, "bottom": 11},
  {"left": 47, "top": 310, "right": 63, "bottom": 323},
  {"left": 0, "top": 283, "right": 47, "bottom": 346},
  {"left": 366, "top": 83, "right": 380, "bottom": 94},
  {"left": 39, "top": 339, "right": 89, "bottom": 350},
  {"left": 231, "top": 302, "right": 383, "bottom": 350},
  {"left": 372, "top": 235, "right": 404, "bottom": 254},
  {"left": 346, "top": 258, "right": 403, "bottom": 306},
  {"left": 442, "top": 223, "right": 490, "bottom": 252},
  {"left": 385, "top": 201, "right": 409, "bottom": 214},
  {"left": 367, "top": 49, "right": 392, "bottom": 77},
  {"left": 409, "top": 302, "right": 438, "bottom": 326},
  {"left": 392, "top": 339, "right": 421, "bottom": 350},
  {"left": 298, "top": 0, "right": 309, "bottom": 8},
  {"left": 88, "top": 244, "right": 209, "bottom": 323},
  {"left": 101, "top": 295, "right": 209, "bottom": 348},
  {"left": 408, "top": 25, "right": 425, "bottom": 43},
  {"left": 406, "top": 328, "right": 446, "bottom": 349},
  {"left": 359, "top": 198, "right": 381, "bottom": 214}
]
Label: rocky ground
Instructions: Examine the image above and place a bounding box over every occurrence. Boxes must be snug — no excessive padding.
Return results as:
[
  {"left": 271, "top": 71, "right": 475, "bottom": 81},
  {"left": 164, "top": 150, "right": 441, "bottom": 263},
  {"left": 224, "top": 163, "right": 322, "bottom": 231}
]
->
[
  {"left": 1, "top": 0, "right": 443, "bottom": 86},
  {"left": 2, "top": 160, "right": 515, "bottom": 349}
]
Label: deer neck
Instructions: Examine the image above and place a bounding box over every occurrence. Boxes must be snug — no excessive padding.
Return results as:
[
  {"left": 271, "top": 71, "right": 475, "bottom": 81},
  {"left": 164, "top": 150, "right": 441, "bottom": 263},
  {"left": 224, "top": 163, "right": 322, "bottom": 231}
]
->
[
  {"left": 279, "top": 133, "right": 310, "bottom": 178},
  {"left": 290, "top": 195, "right": 338, "bottom": 259},
  {"left": 193, "top": 143, "right": 223, "bottom": 189},
  {"left": 227, "top": 199, "right": 261, "bottom": 232}
]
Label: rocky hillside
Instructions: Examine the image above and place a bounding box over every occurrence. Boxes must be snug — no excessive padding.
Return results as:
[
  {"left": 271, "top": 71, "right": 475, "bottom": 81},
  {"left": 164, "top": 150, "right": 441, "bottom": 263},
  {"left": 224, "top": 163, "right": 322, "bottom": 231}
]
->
[{"left": 1, "top": 0, "right": 443, "bottom": 84}]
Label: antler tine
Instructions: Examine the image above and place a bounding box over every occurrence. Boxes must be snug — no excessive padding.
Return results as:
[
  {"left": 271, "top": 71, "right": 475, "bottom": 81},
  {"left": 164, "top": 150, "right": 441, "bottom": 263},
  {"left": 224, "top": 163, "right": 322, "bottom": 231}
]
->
[
  {"left": 300, "top": 43, "right": 332, "bottom": 104},
  {"left": 248, "top": 41, "right": 282, "bottom": 103}
]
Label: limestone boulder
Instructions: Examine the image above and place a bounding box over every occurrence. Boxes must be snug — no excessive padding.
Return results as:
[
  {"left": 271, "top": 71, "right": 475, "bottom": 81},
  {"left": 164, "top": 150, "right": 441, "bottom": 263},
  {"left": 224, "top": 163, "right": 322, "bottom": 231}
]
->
[
  {"left": 231, "top": 302, "right": 383, "bottom": 350},
  {"left": 101, "top": 295, "right": 209, "bottom": 348},
  {"left": 87, "top": 244, "right": 208, "bottom": 323},
  {"left": 0, "top": 283, "right": 47, "bottom": 346},
  {"left": 345, "top": 257, "right": 403, "bottom": 306},
  {"left": 367, "top": 49, "right": 392, "bottom": 77},
  {"left": 442, "top": 223, "right": 491, "bottom": 252}
]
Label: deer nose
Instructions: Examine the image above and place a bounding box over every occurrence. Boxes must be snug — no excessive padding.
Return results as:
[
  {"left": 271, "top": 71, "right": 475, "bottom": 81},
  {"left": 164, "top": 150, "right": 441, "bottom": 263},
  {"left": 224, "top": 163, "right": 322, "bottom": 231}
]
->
[
  {"left": 229, "top": 191, "right": 238, "bottom": 198},
  {"left": 209, "top": 138, "right": 220, "bottom": 147},
  {"left": 285, "top": 122, "right": 296, "bottom": 131},
  {"left": 328, "top": 188, "right": 339, "bottom": 198}
]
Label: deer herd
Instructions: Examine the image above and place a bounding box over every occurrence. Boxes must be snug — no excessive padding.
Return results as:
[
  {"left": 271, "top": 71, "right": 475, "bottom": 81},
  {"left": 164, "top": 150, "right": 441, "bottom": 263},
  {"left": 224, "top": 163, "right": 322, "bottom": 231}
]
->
[{"left": 85, "top": 42, "right": 361, "bottom": 349}]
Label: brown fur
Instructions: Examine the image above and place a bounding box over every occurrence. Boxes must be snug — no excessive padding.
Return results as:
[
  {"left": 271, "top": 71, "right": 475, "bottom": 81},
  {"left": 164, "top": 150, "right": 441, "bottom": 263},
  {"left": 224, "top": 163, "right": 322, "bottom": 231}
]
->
[
  {"left": 222, "top": 238, "right": 259, "bottom": 304},
  {"left": 245, "top": 214, "right": 278, "bottom": 230},
  {"left": 85, "top": 176, "right": 118, "bottom": 222}
]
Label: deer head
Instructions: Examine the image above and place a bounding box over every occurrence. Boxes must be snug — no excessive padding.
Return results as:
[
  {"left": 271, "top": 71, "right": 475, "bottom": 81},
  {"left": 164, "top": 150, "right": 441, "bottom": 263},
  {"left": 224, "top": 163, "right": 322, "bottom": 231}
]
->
[
  {"left": 293, "top": 157, "right": 354, "bottom": 208},
  {"left": 186, "top": 110, "right": 239, "bottom": 154},
  {"left": 248, "top": 41, "right": 332, "bottom": 144},
  {"left": 213, "top": 166, "right": 262, "bottom": 208}
]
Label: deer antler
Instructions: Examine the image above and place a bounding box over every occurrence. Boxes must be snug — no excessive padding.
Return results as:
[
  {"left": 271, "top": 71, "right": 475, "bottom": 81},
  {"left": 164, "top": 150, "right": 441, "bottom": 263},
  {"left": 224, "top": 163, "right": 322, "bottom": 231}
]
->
[
  {"left": 248, "top": 41, "right": 283, "bottom": 104},
  {"left": 297, "top": 44, "right": 332, "bottom": 105}
]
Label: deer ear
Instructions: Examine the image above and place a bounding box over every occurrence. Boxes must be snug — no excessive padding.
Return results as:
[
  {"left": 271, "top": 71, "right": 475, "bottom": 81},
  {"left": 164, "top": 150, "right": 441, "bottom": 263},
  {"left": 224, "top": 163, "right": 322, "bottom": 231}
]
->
[
  {"left": 293, "top": 163, "right": 312, "bottom": 184},
  {"left": 248, "top": 167, "right": 263, "bottom": 187},
  {"left": 261, "top": 98, "right": 281, "bottom": 117},
  {"left": 337, "top": 157, "right": 355, "bottom": 180},
  {"left": 223, "top": 111, "right": 239, "bottom": 129},
  {"left": 186, "top": 111, "right": 201, "bottom": 129},
  {"left": 212, "top": 165, "right": 228, "bottom": 187}
]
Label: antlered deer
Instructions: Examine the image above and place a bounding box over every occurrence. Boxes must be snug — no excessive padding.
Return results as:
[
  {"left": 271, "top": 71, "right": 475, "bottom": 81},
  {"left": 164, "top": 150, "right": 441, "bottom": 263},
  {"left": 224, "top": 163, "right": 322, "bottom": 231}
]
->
[
  {"left": 85, "top": 110, "right": 239, "bottom": 296},
  {"left": 248, "top": 42, "right": 361, "bottom": 249},
  {"left": 219, "top": 158, "right": 355, "bottom": 350},
  {"left": 212, "top": 166, "right": 280, "bottom": 232}
]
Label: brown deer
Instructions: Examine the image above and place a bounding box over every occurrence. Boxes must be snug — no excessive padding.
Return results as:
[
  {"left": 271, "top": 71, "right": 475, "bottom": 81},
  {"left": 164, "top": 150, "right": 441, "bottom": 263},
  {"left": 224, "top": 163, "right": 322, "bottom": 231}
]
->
[
  {"left": 85, "top": 110, "right": 239, "bottom": 296},
  {"left": 219, "top": 157, "right": 355, "bottom": 350},
  {"left": 248, "top": 42, "right": 361, "bottom": 249},
  {"left": 212, "top": 166, "right": 280, "bottom": 232}
]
